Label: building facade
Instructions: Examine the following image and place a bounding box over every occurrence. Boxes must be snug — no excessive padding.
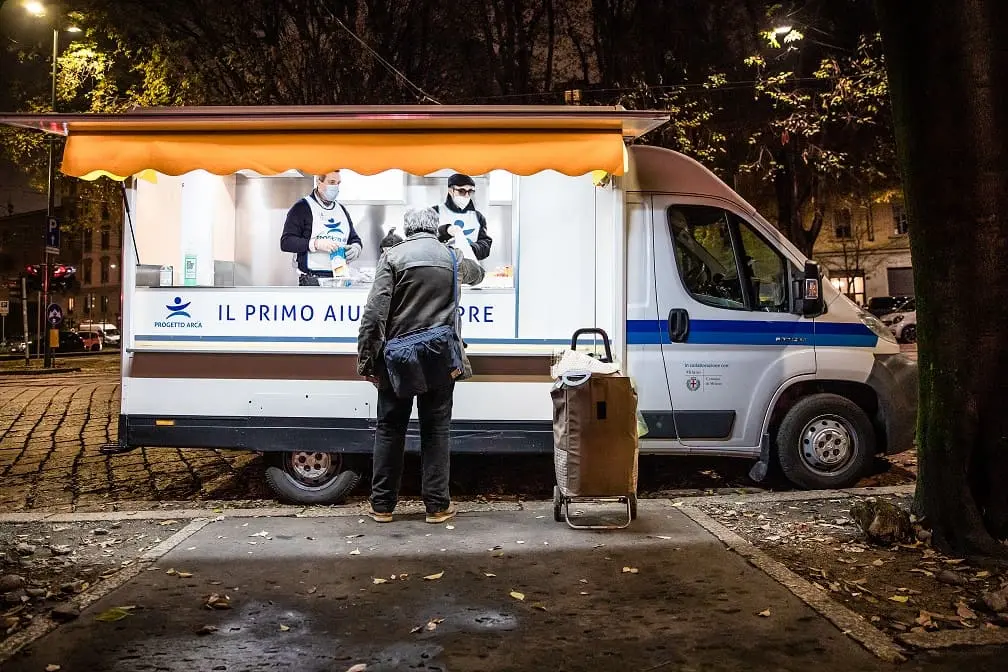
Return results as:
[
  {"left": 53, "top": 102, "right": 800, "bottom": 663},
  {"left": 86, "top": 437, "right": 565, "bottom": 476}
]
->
[
  {"left": 70, "top": 206, "right": 122, "bottom": 330},
  {"left": 813, "top": 196, "right": 913, "bottom": 306}
]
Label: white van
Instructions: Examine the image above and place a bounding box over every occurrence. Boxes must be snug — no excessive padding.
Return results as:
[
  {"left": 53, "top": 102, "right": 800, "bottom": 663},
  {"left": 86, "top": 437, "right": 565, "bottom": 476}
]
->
[
  {"left": 78, "top": 322, "right": 121, "bottom": 347},
  {"left": 0, "top": 106, "right": 917, "bottom": 503}
]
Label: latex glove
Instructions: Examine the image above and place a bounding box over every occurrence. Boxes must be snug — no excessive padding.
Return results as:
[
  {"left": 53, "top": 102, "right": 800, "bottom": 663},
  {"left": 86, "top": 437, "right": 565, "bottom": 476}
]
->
[
  {"left": 344, "top": 242, "right": 362, "bottom": 262},
  {"left": 312, "top": 237, "right": 338, "bottom": 253},
  {"left": 448, "top": 225, "right": 477, "bottom": 262}
]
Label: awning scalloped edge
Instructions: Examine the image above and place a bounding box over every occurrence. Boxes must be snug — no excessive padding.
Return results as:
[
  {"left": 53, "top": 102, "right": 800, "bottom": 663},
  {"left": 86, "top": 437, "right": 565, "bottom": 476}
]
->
[{"left": 64, "top": 131, "right": 629, "bottom": 181}]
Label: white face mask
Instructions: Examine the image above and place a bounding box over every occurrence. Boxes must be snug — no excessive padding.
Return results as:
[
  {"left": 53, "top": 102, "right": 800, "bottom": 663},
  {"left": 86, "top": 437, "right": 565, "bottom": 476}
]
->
[
  {"left": 451, "top": 194, "right": 471, "bottom": 210},
  {"left": 321, "top": 184, "right": 339, "bottom": 202}
]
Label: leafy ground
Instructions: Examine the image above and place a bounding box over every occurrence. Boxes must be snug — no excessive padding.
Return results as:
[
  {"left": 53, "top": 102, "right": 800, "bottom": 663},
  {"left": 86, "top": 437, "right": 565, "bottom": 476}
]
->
[
  {"left": 2, "top": 518, "right": 183, "bottom": 640},
  {"left": 693, "top": 492, "right": 1008, "bottom": 646}
]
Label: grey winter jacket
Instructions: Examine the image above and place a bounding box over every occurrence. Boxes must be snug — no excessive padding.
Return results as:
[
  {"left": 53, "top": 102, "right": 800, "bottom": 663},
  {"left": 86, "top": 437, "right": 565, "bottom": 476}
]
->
[{"left": 357, "top": 232, "right": 484, "bottom": 386}]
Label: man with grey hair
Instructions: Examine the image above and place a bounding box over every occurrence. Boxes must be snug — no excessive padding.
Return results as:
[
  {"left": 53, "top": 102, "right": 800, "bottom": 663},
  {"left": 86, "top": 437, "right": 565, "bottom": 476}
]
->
[{"left": 358, "top": 206, "right": 484, "bottom": 523}]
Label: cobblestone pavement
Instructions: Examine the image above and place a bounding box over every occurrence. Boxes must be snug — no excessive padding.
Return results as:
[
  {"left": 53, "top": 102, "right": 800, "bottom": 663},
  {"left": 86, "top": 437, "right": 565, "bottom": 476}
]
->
[
  {"left": 1, "top": 346, "right": 919, "bottom": 513},
  {"left": 0, "top": 364, "right": 268, "bottom": 512}
]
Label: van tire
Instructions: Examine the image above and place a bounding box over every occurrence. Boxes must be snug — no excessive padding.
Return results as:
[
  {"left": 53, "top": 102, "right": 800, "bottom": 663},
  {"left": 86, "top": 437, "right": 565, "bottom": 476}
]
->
[
  {"left": 265, "top": 451, "right": 362, "bottom": 504},
  {"left": 776, "top": 394, "right": 875, "bottom": 490},
  {"left": 901, "top": 325, "right": 917, "bottom": 344}
]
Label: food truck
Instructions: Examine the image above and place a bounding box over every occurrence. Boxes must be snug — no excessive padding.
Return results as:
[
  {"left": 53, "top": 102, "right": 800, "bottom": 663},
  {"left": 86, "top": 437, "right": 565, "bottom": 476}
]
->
[{"left": 0, "top": 106, "right": 917, "bottom": 503}]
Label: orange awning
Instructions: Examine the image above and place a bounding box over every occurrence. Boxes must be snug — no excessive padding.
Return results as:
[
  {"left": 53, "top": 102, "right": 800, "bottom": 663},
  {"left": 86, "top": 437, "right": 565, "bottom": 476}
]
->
[
  {"left": 64, "top": 130, "right": 627, "bottom": 181},
  {"left": 0, "top": 106, "right": 670, "bottom": 181}
]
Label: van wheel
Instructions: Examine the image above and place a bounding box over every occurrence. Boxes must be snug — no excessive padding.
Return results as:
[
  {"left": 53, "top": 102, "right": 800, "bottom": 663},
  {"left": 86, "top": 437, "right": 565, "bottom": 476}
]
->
[
  {"left": 91, "top": 344, "right": 101, "bottom": 352},
  {"left": 901, "top": 325, "right": 917, "bottom": 344},
  {"left": 265, "top": 451, "right": 362, "bottom": 504},
  {"left": 776, "top": 394, "right": 875, "bottom": 490}
]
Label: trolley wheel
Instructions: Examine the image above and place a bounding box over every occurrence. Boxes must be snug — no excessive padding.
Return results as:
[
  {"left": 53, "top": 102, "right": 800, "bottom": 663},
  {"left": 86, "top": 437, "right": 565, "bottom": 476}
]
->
[
  {"left": 629, "top": 493, "right": 638, "bottom": 521},
  {"left": 553, "top": 486, "right": 563, "bottom": 522}
]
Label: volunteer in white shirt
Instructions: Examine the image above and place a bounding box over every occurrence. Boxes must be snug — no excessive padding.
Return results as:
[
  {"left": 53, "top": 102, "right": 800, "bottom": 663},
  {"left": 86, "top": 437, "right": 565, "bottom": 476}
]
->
[
  {"left": 280, "top": 170, "right": 364, "bottom": 285},
  {"left": 432, "top": 173, "right": 492, "bottom": 260}
]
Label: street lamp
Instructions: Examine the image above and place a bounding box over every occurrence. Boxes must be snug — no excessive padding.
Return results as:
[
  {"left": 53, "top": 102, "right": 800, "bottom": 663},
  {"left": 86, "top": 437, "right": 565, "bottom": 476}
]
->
[{"left": 23, "top": 1, "right": 79, "bottom": 368}]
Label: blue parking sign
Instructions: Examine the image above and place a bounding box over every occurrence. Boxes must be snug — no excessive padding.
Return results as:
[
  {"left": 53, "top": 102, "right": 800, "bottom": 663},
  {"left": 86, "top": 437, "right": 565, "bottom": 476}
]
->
[{"left": 46, "top": 217, "right": 60, "bottom": 255}]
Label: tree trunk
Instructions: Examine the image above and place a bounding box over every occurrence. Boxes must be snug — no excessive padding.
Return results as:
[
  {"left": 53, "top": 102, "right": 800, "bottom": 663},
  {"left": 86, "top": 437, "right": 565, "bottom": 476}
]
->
[{"left": 877, "top": 0, "right": 1008, "bottom": 561}]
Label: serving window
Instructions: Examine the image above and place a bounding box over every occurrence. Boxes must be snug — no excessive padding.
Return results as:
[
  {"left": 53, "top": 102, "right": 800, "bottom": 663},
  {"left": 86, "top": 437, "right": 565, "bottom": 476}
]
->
[{"left": 132, "top": 168, "right": 516, "bottom": 290}]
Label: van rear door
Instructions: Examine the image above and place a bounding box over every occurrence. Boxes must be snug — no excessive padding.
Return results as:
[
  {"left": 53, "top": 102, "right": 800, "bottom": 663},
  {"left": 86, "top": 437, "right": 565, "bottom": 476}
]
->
[{"left": 649, "top": 197, "right": 816, "bottom": 453}]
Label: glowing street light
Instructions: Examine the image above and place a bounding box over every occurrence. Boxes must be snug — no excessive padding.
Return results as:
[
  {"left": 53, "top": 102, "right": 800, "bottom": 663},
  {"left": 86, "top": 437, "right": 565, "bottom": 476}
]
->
[{"left": 23, "top": 1, "right": 46, "bottom": 17}]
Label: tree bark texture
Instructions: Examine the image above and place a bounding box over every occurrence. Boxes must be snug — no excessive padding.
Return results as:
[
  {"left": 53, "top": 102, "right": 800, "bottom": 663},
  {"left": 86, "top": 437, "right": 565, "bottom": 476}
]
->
[{"left": 877, "top": 0, "right": 1008, "bottom": 560}]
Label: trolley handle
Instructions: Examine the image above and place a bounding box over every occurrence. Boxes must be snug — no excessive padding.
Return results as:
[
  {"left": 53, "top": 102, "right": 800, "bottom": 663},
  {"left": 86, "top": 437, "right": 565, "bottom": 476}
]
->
[{"left": 570, "top": 328, "right": 613, "bottom": 363}]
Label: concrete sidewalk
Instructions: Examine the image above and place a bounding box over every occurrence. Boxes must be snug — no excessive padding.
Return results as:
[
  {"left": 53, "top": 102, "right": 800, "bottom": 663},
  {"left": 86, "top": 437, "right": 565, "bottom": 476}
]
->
[{"left": 2, "top": 501, "right": 1005, "bottom": 672}]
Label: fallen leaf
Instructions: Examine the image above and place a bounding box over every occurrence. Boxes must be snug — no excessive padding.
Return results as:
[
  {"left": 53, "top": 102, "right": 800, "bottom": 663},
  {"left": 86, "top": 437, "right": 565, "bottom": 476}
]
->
[
  {"left": 411, "top": 625, "right": 424, "bottom": 633},
  {"left": 915, "top": 611, "right": 935, "bottom": 628},
  {"left": 580, "top": 591, "right": 590, "bottom": 596},
  {"left": 758, "top": 609, "right": 771, "bottom": 617},
  {"left": 492, "top": 551, "right": 504, "bottom": 558},
  {"left": 510, "top": 591, "right": 525, "bottom": 601},
  {"left": 196, "top": 625, "right": 218, "bottom": 636},
  {"left": 484, "top": 573, "right": 496, "bottom": 578},
  {"left": 95, "top": 607, "right": 133, "bottom": 623},
  {"left": 346, "top": 665, "right": 368, "bottom": 672},
  {"left": 516, "top": 540, "right": 526, "bottom": 545},
  {"left": 159, "top": 520, "right": 179, "bottom": 526},
  {"left": 872, "top": 559, "right": 885, "bottom": 567},
  {"left": 532, "top": 602, "right": 548, "bottom": 612},
  {"left": 671, "top": 502, "right": 684, "bottom": 507},
  {"left": 957, "top": 602, "right": 978, "bottom": 620},
  {"left": 424, "top": 571, "right": 444, "bottom": 581},
  {"left": 177, "top": 572, "right": 193, "bottom": 579},
  {"left": 622, "top": 567, "right": 639, "bottom": 574},
  {"left": 250, "top": 531, "right": 270, "bottom": 538},
  {"left": 46, "top": 666, "right": 61, "bottom": 672},
  {"left": 975, "top": 571, "right": 991, "bottom": 579},
  {"left": 446, "top": 525, "right": 455, "bottom": 530},
  {"left": 165, "top": 569, "right": 177, "bottom": 576},
  {"left": 346, "top": 534, "right": 364, "bottom": 539},
  {"left": 205, "top": 593, "right": 232, "bottom": 610},
  {"left": 349, "top": 548, "right": 361, "bottom": 556},
  {"left": 308, "top": 586, "right": 318, "bottom": 595},
  {"left": 280, "top": 624, "right": 290, "bottom": 632},
  {"left": 653, "top": 535, "right": 673, "bottom": 540},
  {"left": 372, "top": 578, "right": 387, "bottom": 585},
  {"left": 909, "top": 569, "right": 935, "bottom": 577},
  {"left": 579, "top": 579, "right": 589, "bottom": 584},
  {"left": 944, "top": 558, "right": 966, "bottom": 565},
  {"left": 889, "top": 595, "right": 910, "bottom": 603}
]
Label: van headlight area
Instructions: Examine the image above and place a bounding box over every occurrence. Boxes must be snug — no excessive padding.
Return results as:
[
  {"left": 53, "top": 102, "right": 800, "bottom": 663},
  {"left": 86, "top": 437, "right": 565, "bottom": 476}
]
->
[{"left": 860, "top": 311, "right": 898, "bottom": 344}]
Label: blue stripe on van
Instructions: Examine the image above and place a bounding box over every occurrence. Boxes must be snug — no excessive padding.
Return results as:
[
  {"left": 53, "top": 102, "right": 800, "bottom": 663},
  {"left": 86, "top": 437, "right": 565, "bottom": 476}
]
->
[{"left": 626, "top": 319, "right": 876, "bottom": 347}]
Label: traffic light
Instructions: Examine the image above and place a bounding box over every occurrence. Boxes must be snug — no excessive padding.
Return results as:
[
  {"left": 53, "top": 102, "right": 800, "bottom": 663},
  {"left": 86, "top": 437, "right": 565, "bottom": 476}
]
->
[
  {"left": 21, "top": 264, "right": 79, "bottom": 294},
  {"left": 22, "top": 265, "right": 42, "bottom": 293},
  {"left": 51, "top": 264, "right": 79, "bottom": 293}
]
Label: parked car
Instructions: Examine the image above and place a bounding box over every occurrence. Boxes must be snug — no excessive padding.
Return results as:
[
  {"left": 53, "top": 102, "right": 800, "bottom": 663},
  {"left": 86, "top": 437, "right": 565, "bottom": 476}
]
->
[
  {"left": 76, "top": 330, "right": 103, "bottom": 351},
  {"left": 866, "top": 295, "right": 914, "bottom": 318},
  {"left": 78, "top": 322, "right": 120, "bottom": 347},
  {"left": 8, "top": 339, "right": 34, "bottom": 354},
  {"left": 883, "top": 299, "right": 917, "bottom": 343},
  {"left": 56, "top": 331, "right": 86, "bottom": 353}
]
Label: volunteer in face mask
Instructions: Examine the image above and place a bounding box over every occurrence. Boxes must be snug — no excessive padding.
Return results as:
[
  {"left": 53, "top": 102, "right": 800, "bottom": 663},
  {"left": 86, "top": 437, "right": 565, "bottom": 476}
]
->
[
  {"left": 432, "top": 173, "right": 492, "bottom": 260},
  {"left": 280, "top": 170, "right": 364, "bottom": 286}
]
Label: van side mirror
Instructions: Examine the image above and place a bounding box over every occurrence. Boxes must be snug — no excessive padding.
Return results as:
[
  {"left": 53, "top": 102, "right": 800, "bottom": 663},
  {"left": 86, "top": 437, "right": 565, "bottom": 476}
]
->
[{"left": 799, "top": 261, "right": 825, "bottom": 318}]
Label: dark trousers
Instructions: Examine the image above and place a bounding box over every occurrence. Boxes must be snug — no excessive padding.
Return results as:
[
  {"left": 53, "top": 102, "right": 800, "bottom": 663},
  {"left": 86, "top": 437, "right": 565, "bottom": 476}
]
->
[{"left": 370, "top": 382, "right": 455, "bottom": 514}]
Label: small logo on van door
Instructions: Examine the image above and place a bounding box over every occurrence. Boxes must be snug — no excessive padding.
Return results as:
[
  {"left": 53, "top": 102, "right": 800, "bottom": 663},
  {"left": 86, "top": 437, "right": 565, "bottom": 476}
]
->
[{"left": 686, "top": 376, "right": 701, "bottom": 392}]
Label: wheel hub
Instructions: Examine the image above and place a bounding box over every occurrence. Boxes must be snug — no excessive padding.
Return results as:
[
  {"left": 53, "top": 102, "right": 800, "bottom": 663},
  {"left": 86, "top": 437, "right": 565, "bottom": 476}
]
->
[
  {"left": 287, "top": 451, "right": 336, "bottom": 484},
  {"left": 800, "top": 416, "right": 854, "bottom": 472}
]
